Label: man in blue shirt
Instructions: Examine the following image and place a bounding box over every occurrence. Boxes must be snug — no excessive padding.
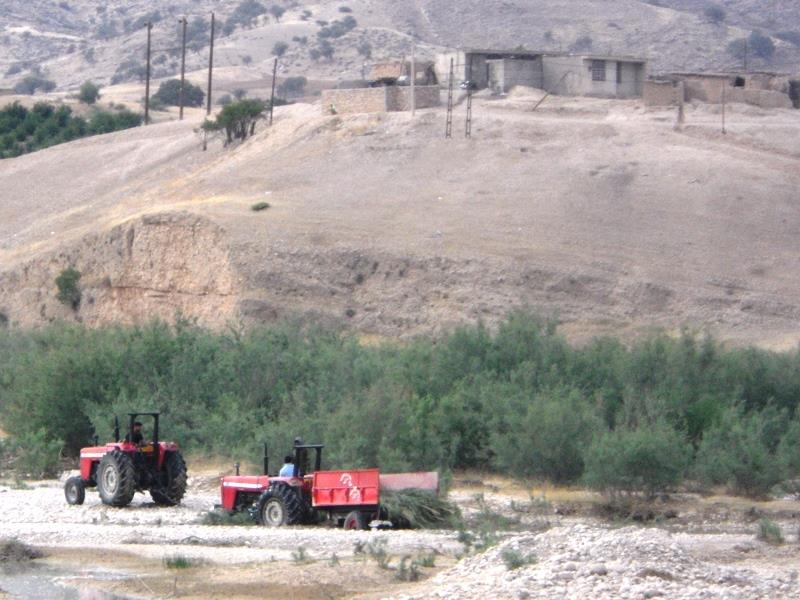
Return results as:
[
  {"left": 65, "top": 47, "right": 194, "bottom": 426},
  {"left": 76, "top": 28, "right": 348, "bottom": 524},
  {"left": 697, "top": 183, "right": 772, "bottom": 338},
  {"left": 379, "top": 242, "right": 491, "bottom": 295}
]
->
[{"left": 278, "top": 455, "right": 295, "bottom": 477}]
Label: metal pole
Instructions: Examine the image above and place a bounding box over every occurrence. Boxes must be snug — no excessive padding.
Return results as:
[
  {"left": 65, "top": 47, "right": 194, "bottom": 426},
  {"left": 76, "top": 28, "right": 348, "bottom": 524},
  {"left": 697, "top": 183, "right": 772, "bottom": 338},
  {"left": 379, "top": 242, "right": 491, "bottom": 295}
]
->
[
  {"left": 269, "top": 57, "right": 278, "bottom": 125},
  {"left": 721, "top": 80, "right": 726, "bottom": 135},
  {"left": 206, "top": 12, "right": 215, "bottom": 115},
  {"left": 144, "top": 22, "right": 152, "bottom": 125},
  {"left": 179, "top": 17, "right": 187, "bottom": 120},
  {"left": 445, "top": 58, "right": 454, "bottom": 138},
  {"left": 410, "top": 38, "right": 416, "bottom": 115}
]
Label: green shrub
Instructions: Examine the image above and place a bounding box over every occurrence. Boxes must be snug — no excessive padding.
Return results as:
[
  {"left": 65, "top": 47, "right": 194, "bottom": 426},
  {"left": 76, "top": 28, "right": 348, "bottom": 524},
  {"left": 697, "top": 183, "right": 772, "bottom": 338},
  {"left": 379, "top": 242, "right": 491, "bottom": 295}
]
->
[
  {"left": 13, "top": 428, "right": 63, "bottom": 478},
  {"left": 152, "top": 79, "right": 205, "bottom": 108},
  {"left": 777, "top": 417, "right": 800, "bottom": 480},
  {"left": 78, "top": 81, "right": 101, "bottom": 105},
  {"left": 501, "top": 548, "right": 536, "bottom": 570},
  {"left": 757, "top": 518, "right": 784, "bottom": 545},
  {"left": 13, "top": 76, "right": 56, "bottom": 95},
  {"left": 693, "top": 407, "right": 783, "bottom": 497},
  {"left": 492, "top": 387, "right": 600, "bottom": 483},
  {"left": 583, "top": 424, "right": 691, "bottom": 497},
  {"left": 0, "top": 539, "right": 43, "bottom": 563},
  {"left": 251, "top": 202, "right": 270, "bottom": 212},
  {"left": 55, "top": 267, "right": 81, "bottom": 310},
  {"left": 163, "top": 555, "right": 198, "bottom": 569},
  {"left": 704, "top": 5, "right": 726, "bottom": 24}
]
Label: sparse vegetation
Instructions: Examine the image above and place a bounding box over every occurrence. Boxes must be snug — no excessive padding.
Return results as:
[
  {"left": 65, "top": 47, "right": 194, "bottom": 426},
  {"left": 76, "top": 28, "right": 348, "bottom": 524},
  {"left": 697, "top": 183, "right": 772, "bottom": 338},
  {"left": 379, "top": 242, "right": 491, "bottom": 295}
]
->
[
  {"left": 0, "top": 539, "right": 43, "bottom": 563},
  {"left": 269, "top": 5, "right": 285, "bottom": 23},
  {"left": 292, "top": 546, "right": 312, "bottom": 563},
  {"left": 55, "top": 267, "right": 81, "bottom": 310},
  {"left": 13, "top": 75, "right": 56, "bottom": 95},
  {"left": 703, "top": 5, "right": 726, "bottom": 25},
  {"left": 775, "top": 31, "right": 800, "bottom": 47},
  {"left": 251, "top": 202, "right": 271, "bottom": 212},
  {"left": 163, "top": 554, "right": 198, "bottom": 569},
  {"left": 202, "top": 509, "right": 256, "bottom": 526},
  {"left": 277, "top": 76, "right": 307, "bottom": 98},
  {"left": 757, "top": 518, "right": 784, "bottom": 545},
  {"left": 272, "top": 41, "right": 289, "bottom": 57},
  {"left": 501, "top": 548, "right": 536, "bottom": 570},
  {"left": 223, "top": 1, "right": 267, "bottom": 36}
]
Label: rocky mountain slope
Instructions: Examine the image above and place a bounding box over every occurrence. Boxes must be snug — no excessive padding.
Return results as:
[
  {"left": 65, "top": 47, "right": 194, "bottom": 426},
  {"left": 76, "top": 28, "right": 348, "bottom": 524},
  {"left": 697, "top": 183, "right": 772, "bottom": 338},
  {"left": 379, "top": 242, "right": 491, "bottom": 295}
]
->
[{"left": 1, "top": 0, "right": 799, "bottom": 94}]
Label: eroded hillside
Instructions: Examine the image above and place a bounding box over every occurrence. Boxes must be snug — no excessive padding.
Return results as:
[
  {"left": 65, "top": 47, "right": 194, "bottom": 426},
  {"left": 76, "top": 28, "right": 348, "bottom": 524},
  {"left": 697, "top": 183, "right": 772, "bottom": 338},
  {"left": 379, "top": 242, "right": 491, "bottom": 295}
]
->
[{"left": 1, "top": 95, "right": 799, "bottom": 346}]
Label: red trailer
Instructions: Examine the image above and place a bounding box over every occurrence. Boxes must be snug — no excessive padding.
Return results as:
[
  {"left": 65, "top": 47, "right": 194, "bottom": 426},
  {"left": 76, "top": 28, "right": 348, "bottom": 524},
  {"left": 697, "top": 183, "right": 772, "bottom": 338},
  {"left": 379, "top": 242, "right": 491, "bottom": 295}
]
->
[{"left": 220, "top": 440, "right": 437, "bottom": 529}]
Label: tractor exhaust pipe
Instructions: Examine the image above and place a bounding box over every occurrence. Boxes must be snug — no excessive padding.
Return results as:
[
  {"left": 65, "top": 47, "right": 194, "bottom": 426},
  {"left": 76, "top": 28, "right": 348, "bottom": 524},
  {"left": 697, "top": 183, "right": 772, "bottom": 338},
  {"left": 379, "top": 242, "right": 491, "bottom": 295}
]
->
[
  {"left": 113, "top": 417, "right": 120, "bottom": 443},
  {"left": 263, "top": 442, "right": 269, "bottom": 476},
  {"left": 234, "top": 462, "right": 240, "bottom": 476}
]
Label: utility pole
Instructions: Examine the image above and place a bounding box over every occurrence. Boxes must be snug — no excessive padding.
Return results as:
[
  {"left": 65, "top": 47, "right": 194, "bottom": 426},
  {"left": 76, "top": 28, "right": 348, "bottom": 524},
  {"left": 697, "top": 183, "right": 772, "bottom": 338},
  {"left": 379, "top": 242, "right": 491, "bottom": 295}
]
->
[
  {"left": 743, "top": 37, "right": 749, "bottom": 73},
  {"left": 269, "top": 57, "right": 278, "bottom": 125},
  {"left": 721, "top": 80, "right": 727, "bottom": 134},
  {"left": 445, "top": 58, "right": 454, "bottom": 138},
  {"left": 178, "top": 17, "right": 187, "bottom": 120},
  {"left": 410, "top": 37, "right": 416, "bottom": 116},
  {"left": 207, "top": 12, "right": 215, "bottom": 115},
  {"left": 144, "top": 21, "right": 152, "bottom": 125},
  {"left": 465, "top": 56, "right": 473, "bottom": 138}
]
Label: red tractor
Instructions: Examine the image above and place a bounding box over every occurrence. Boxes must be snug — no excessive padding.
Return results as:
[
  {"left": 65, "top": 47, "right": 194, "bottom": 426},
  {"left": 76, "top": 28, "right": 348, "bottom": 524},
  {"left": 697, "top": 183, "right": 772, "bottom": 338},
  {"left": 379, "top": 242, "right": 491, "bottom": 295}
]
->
[
  {"left": 221, "top": 438, "right": 438, "bottom": 529},
  {"left": 64, "top": 412, "right": 187, "bottom": 508}
]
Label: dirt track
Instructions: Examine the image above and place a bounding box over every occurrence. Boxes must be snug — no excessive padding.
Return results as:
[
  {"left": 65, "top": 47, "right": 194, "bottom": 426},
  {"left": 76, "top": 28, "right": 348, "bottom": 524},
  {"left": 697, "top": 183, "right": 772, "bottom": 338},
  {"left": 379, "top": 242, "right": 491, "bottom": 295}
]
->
[{"left": 1, "top": 475, "right": 799, "bottom": 599}]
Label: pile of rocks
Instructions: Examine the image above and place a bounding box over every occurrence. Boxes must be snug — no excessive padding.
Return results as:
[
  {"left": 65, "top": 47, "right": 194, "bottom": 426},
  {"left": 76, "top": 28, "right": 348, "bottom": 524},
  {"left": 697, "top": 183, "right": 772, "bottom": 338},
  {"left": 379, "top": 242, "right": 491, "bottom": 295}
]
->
[{"left": 391, "top": 524, "right": 799, "bottom": 599}]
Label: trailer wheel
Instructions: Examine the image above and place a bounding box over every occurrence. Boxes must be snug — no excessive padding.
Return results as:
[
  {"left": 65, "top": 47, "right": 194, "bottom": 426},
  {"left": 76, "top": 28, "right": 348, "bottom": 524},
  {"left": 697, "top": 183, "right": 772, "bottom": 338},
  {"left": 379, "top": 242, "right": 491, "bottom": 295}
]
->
[
  {"left": 64, "top": 476, "right": 86, "bottom": 505},
  {"left": 343, "top": 510, "right": 368, "bottom": 530},
  {"left": 97, "top": 450, "right": 136, "bottom": 507},
  {"left": 150, "top": 451, "right": 187, "bottom": 506},
  {"left": 257, "top": 483, "right": 307, "bottom": 527}
]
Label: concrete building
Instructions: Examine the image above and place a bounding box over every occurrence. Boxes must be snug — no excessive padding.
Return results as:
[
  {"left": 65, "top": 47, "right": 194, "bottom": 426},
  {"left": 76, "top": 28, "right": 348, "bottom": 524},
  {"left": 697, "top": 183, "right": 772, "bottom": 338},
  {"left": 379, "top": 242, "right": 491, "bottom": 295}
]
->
[
  {"left": 543, "top": 54, "right": 646, "bottom": 99},
  {"left": 436, "top": 50, "right": 646, "bottom": 99}
]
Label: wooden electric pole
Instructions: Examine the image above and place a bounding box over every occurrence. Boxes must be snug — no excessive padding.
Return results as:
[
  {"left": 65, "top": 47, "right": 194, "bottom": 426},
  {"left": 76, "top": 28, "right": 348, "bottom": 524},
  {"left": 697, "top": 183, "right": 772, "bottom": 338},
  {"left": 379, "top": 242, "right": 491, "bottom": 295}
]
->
[
  {"left": 410, "top": 38, "right": 416, "bottom": 115},
  {"left": 178, "top": 17, "right": 187, "bottom": 120},
  {"left": 207, "top": 12, "right": 215, "bottom": 115},
  {"left": 269, "top": 58, "right": 278, "bottom": 125},
  {"left": 144, "top": 21, "right": 152, "bottom": 125},
  {"left": 721, "top": 80, "right": 727, "bottom": 134},
  {"left": 445, "top": 58, "right": 454, "bottom": 138}
]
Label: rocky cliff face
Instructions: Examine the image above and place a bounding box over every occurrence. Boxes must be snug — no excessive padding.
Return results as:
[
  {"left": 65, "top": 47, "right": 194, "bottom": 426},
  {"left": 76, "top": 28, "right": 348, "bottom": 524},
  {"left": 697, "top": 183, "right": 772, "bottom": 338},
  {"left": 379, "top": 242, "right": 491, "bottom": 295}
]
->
[{"left": 0, "top": 212, "right": 238, "bottom": 327}]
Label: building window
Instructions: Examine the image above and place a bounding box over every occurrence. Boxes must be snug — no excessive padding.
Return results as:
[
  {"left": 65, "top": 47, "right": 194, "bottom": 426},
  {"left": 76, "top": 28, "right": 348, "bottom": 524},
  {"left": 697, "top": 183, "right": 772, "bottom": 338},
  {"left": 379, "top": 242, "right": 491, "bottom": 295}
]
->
[
  {"left": 616, "top": 63, "right": 623, "bottom": 84},
  {"left": 592, "top": 60, "right": 606, "bottom": 82}
]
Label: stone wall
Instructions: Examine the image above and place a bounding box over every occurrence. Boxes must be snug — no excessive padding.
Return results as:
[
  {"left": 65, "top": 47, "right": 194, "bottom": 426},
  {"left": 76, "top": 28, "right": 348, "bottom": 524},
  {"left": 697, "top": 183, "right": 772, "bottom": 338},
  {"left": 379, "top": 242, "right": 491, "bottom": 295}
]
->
[
  {"left": 385, "top": 86, "right": 441, "bottom": 111},
  {"left": 644, "top": 80, "right": 680, "bottom": 106},
  {"left": 321, "top": 87, "right": 389, "bottom": 114}
]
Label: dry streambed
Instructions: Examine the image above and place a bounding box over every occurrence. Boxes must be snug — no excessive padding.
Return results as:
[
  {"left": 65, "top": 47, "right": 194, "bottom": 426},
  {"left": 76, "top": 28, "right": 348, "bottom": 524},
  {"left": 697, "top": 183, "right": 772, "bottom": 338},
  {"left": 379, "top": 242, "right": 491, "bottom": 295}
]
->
[{"left": 0, "top": 478, "right": 799, "bottom": 599}]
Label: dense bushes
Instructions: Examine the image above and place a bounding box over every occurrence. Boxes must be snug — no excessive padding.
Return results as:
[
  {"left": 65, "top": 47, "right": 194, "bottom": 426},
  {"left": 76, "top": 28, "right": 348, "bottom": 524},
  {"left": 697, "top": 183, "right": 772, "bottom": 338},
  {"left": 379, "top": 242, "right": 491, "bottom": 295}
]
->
[
  {"left": 1, "top": 313, "right": 799, "bottom": 495},
  {"left": 0, "top": 102, "right": 142, "bottom": 159}
]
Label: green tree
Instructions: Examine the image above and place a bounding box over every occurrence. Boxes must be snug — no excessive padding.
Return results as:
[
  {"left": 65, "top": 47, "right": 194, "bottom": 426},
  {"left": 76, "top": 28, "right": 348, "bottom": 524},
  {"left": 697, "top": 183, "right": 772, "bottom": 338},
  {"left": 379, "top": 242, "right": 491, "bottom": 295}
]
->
[
  {"left": 269, "top": 5, "right": 286, "bottom": 22},
  {"left": 277, "top": 76, "right": 307, "bottom": 98},
  {"left": 78, "top": 81, "right": 101, "bottom": 105},
  {"left": 704, "top": 5, "right": 726, "bottom": 25},
  {"left": 272, "top": 41, "right": 289, "bottom": 57},
  {"left": 152, "top": 79, "right": 205, "bottom": 108},
  {"left": 584, "top": 424, "right": 691, "bottom": 497},
  {"left": 55, "top": 267, "right": 81, "bottom": 310},
  {"left": 202, "top": 98, "right": 267, "bottom": 145}
]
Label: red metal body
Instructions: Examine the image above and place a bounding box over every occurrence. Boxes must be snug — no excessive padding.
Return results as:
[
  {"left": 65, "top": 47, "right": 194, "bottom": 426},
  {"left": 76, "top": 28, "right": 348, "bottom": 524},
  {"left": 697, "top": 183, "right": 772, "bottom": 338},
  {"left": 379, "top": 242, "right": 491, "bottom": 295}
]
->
[
  {"left": 312, "top": 469, "right": 380, "bottom": 508},
  {"left": 79, "top": 441, "right": 179, "bottom": 482},
  {"left": 220, "top": 469, "right": 438, "bottom": 514}
]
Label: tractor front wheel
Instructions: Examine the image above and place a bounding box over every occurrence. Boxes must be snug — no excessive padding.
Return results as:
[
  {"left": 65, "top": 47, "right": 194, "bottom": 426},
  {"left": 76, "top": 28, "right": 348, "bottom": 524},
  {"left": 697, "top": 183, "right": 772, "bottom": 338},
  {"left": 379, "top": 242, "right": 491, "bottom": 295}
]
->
[
  {"left": 64, "top": 476, "right": 85, "bottom": 505},
  {"left": 150, "top": 451, "right": 188, "bottom": 506},
  {"left": 97, "top": 450, "right": 136, "bottom": 507},
  {"left": 257, "top": 483, "right": 307, "bottom": 527}
]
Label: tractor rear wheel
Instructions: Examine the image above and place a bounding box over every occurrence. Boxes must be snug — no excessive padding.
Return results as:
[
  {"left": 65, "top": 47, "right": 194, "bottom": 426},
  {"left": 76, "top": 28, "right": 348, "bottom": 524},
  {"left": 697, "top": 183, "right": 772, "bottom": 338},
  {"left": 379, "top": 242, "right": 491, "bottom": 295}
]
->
[
  {"left": 150, "top": 451, "right": 187, "bottom": 506},
  {"left": 64, "top": 476, "right": 85, "bottom": 505},
  {"left": 257, "top": 483, "right": 307, "bottom": 527},
  {"left": 97, "top": 450, "right": 136, "bottom": 507},
  {"left": 343, "top": 510, "right": 368, "bottom": 530}
]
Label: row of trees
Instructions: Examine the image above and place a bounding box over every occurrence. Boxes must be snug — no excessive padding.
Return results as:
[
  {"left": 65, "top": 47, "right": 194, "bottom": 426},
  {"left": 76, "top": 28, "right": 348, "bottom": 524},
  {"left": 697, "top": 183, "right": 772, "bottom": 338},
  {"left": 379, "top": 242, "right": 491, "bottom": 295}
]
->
[
  {"left": 0, "top": 101, "right": 141, "bottom": 159},
  {"left": 1, "top": 312, "right": 799, "bottom": 499}
]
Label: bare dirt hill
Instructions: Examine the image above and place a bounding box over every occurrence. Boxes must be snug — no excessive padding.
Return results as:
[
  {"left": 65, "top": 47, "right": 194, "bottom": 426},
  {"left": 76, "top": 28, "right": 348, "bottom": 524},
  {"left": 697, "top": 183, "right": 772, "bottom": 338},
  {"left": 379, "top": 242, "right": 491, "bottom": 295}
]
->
[{"left": 1, "top": 94, "right": 799, "bottom": 347}]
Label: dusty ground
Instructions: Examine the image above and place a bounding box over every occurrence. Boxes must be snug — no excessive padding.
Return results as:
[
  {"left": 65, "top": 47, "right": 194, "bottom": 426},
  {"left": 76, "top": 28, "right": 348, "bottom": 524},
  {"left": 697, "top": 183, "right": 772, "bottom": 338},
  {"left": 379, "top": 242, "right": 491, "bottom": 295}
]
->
[
  {"left": 2, "top": 92, "right": 800, "bottom": 347},
  {"left": 0, "top": 472, "right": 798, "bottom": 599}
]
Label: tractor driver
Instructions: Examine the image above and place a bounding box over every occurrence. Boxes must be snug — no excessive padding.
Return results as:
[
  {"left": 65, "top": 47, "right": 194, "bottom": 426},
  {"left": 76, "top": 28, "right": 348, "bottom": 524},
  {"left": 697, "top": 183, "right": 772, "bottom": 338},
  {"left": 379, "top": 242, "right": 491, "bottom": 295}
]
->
[
  {"left": 126, "top": 421, "right": 144, "bottom": 446},
  {"left": 279, "top": 455, "right": 295, "bottom": 477}
]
